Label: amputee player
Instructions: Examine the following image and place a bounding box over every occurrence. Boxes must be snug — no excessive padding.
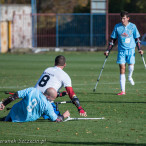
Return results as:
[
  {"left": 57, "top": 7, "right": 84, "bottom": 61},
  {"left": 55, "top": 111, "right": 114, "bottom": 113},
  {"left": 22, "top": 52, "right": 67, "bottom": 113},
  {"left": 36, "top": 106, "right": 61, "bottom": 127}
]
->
[
  {"left": 35, "top": 55, "right": 87, "bottom": 117},
  {"left": 104, "top": 11, "right": 144, "bottom": 95},
  {"left": 0, "top": 87, "right": 70, "bottom": 122}
]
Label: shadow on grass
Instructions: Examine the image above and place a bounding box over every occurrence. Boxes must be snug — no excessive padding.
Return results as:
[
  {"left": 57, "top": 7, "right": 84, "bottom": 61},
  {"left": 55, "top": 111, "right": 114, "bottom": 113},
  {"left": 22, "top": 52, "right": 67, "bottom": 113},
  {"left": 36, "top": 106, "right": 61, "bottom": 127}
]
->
[
  {"left": 36, "top": 119, "right": 52, "bottom": 122},
  {"left": 0, "top": 117, "right": 6, "bottom": 121},
  {"left": 89, "top": 92, "right": 118, "bottom": 95},
  {"left": 47, "top": 141, "right": 146, "bottom": 145},
  {"left": 76, "top": 92, "right": 118, "bottom": 95},
  {"left": 81, "top": 101, "right": 146, "bottom": 104}
]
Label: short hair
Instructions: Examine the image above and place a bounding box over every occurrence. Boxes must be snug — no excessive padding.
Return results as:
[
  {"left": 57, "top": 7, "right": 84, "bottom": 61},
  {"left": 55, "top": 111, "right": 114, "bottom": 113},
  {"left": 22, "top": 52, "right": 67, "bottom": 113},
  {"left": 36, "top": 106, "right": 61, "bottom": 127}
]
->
[
  {"left": 55, "top": 55, "right": 66, "bottom": 66},
  {"left": 120, "top": 11, "right": 129, "bottom": 18},
  {"left": 44, "top": 88, "right": 57, "bottom": 100}
]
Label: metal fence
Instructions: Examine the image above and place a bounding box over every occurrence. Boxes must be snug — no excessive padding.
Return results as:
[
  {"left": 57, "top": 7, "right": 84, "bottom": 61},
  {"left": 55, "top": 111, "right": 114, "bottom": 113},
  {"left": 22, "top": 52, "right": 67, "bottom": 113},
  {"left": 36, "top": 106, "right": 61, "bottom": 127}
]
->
[
  {"left": 37, "top": 13, "right": 56, "bottom": 47},
  {"left": 36, "top": 13, "right": 106, "bottom": 47},
  {"left": 11, "top": 13, "right": 146, "bottom": 49}
]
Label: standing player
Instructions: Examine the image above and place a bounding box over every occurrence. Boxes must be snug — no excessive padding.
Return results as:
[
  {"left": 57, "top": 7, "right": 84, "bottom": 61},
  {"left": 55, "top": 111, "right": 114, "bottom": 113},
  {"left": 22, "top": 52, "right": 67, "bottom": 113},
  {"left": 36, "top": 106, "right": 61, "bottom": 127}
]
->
[
  {"left": 0, "top": 87, "right": 70, "bottom": 122},
  {"left": 104, "top": 11, "right": 144, "bottom": 95},
  {"left": 35, "top": 55, "right": 87, "bottom": 117}
]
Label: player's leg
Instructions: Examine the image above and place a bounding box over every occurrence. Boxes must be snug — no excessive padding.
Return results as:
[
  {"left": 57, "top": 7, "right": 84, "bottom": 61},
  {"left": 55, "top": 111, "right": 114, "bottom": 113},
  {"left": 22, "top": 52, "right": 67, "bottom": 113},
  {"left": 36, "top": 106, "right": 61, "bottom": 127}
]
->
[
  {"left": 117, "top": 51, "right": 126, "bottom": 95},
  {"left": 118, "top": 64, "right": 126, "bottom": 95},
  {"left": 128, "top": 64, "right": 135, "bottom": 85},
  {"left": 5, "top": 112, "right": 12, "bottom": 121},
  {"left": 127, "top": 49, "right": 135, "bottom": 85}
]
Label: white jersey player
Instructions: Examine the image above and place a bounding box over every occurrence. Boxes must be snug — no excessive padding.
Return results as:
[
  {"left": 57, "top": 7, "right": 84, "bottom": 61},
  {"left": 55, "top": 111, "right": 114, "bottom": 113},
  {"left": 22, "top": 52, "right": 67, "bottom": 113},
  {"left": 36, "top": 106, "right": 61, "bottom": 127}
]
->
[
  {"left": 35, "top": 66, "right": 71, "bottom": 93},
  {"left": 35, "top": 55, "right": 87, "bottom": 117}
]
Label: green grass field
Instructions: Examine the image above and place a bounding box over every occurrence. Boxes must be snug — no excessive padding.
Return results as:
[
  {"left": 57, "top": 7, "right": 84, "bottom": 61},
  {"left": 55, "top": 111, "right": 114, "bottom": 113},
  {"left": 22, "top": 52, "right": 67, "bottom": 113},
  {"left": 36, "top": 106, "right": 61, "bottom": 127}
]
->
[{"left": 0, "top": 51, "right": 146, "bottom": 146}]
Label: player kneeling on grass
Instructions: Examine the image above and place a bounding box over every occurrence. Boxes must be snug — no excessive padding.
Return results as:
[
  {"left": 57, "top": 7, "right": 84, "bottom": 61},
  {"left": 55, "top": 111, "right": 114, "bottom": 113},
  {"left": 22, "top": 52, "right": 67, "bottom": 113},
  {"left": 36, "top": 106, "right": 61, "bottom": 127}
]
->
[
  {"left": 0, "top": 87, "right": 70, "bottom": 122},
  {"left": 35, "top": 55, "right": 87, "bottom": 118}
]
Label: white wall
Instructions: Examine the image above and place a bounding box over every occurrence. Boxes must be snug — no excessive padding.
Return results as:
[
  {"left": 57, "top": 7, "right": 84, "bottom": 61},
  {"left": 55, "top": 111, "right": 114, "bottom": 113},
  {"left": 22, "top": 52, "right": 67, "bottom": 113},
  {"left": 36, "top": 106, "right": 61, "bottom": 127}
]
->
[{"left": 1, "top": 4, "right": 32, "bottom": 49}]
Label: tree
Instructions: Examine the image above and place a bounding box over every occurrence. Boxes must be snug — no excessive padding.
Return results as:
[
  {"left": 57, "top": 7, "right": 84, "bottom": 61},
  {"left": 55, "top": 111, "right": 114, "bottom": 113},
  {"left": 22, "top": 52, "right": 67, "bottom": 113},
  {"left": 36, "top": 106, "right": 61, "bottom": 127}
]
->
[{"left": 109, "top": 0, "right": 146, "bottom": 13}]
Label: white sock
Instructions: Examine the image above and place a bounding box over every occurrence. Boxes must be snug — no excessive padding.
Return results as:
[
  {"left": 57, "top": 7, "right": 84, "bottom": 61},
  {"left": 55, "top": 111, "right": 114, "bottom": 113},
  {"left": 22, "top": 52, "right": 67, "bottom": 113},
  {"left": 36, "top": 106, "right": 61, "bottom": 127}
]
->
[
  {"left": 128, "top": 65, "right": 134, "bottom": 79},
  {"left": 120, "top": 74, "right": 126, "bottom": 92}
]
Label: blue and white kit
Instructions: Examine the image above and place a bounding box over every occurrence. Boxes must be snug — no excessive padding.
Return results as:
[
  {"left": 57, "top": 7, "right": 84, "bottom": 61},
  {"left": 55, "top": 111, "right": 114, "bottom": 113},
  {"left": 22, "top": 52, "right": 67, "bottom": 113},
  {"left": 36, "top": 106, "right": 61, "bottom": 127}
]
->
[
  {"left": 5, "top": 87, "right": 58, "bottom": 122},
  {"left": 111, "top": 22, "right": 140, "bottom": 64}
]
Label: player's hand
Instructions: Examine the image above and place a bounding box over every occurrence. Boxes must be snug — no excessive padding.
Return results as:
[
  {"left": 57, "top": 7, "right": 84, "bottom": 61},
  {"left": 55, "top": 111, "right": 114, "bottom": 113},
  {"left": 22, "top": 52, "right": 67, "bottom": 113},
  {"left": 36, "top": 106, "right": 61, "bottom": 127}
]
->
[
  {"left": 0, "top": 102, "right": 5, "bottom": 110},
  {"left": 104, "top": 51, "right": 109, "bottom": 56},
  {"left": 63, "top": 110, "right": 70, "bottom": 118},
  {"left": 139, "top": 50, "right": 144, "bottom": 55},
  {"left": 57, "top": 91, "right": 68, "bottom": 97},
  {"left": 56, "top": 111, "right": 70, "bottom": 122},
  {"left": 78, "top": 106, "right": 87, "bottom": 117}
]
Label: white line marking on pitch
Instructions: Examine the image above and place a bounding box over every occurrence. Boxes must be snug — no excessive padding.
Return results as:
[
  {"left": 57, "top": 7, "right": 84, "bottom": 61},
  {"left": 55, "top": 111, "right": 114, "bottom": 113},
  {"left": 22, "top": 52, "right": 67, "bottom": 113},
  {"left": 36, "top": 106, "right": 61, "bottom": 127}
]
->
[{"left": 0, "top": 81, "right": 146, "bottom": 89}]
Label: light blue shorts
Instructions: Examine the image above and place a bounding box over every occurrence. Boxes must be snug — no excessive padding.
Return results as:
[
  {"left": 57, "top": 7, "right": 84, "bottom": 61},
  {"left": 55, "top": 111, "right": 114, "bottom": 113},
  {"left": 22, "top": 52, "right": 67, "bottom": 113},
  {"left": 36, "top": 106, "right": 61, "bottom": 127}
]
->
[{"left": 117, "top": 49, "right": 135, "bottom": 64}]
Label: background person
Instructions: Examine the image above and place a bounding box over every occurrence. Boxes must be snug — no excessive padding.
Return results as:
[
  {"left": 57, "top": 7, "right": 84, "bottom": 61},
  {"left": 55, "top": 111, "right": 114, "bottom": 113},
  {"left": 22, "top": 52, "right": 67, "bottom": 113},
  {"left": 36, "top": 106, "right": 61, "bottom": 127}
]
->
[{"left": 104, "top": 11, "right": 143, "bottom": 95}]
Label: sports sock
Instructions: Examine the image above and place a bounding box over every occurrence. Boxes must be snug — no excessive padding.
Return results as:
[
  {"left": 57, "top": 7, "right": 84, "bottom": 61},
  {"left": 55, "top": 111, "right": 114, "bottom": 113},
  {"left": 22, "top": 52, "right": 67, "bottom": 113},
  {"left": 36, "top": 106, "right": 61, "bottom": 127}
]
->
[
  {"left": 120, "top": 74, "right": 126, "bottom": 92},
  {"left": 128, "top": 65, "right": 134, "bottom": 79}
]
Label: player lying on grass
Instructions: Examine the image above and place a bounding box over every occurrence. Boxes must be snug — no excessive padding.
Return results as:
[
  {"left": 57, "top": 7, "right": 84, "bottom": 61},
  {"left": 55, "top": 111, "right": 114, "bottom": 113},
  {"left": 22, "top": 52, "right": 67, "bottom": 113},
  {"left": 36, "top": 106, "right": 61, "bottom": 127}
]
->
[
  {"left": 35, "top": 55, "right": 87, "bottom": 118},
  {"left": 0, "top": 87, "right": 70, "bottom": 122},
  {"left": 4, "top": 90, "right": 66, "bottom": 119}
]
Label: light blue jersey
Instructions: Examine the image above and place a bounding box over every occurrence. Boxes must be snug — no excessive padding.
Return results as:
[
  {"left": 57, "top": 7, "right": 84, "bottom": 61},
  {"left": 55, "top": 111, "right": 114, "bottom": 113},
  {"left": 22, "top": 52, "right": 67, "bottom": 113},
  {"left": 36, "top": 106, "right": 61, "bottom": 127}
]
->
[
  {"left": 5, "top": 88, "right": 58, "bottom": 122},
  {"left": 111, "top": 22, "right": 140, "bottom": 51}
]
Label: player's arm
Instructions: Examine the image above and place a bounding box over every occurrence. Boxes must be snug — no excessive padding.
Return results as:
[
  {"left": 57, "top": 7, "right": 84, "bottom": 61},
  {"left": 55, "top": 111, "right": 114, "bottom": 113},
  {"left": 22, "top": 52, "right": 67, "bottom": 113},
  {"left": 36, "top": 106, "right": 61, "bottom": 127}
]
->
[
  {"left": 65, "top": 87, "right": 87, "bottom": 117},
  {"left": 0, "top": 102, "right": 5, "bottom": 110},
  {"left": 57, "top": 91, "right": 68, "bottom": 98},
  {"left": 0, "top": 93, "right": 18, "bottom": 110},
  {"left": 2, "top": 93, "right": 18, "bottom": 106},
  {"left": 104, "top": 38, "right": 117, "bottom": 56},
  {"left": 135, "top": 38, "right": 144, "bottom": 55}
]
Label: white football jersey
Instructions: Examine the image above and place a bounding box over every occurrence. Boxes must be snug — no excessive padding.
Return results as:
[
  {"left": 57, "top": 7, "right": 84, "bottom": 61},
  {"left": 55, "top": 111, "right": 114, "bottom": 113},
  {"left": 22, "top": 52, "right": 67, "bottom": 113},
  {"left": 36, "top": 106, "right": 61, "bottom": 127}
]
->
[{"left": 35, "top": 66, "right": 72, "bottom": 93}]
